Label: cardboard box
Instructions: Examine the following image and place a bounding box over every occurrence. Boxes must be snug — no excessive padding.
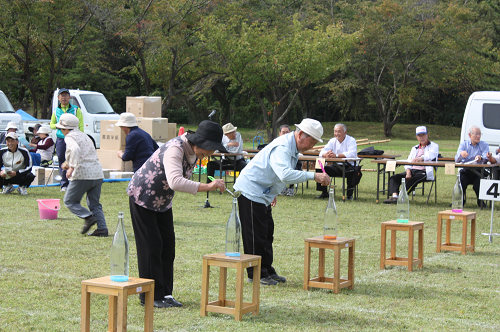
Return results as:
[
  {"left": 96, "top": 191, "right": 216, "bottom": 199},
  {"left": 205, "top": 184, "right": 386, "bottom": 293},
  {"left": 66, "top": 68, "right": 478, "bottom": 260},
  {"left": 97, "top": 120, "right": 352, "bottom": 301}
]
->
[
  {"left": 100, "top": 120, "right": 126, "bottom": 151},
  {"left": 44, "top": 167, "right": 60, "bottom": 184},
  {"left": 126, "top": 96, "right": 162, "bottom": 118},
  {"left": 110, "top": 171, "right": 134, "bottom": 179},
  {"left": 136, "top": 117, "right": 169, "bottom": 140},
  {"left": 96, "top": 149, "right": 133, "bottom": 172},
  {"left": 32, "top": 167, "right": 46, "bottom": 185},
  {"left": 167, "top": 123, "right": 177, "bottom": 140}
]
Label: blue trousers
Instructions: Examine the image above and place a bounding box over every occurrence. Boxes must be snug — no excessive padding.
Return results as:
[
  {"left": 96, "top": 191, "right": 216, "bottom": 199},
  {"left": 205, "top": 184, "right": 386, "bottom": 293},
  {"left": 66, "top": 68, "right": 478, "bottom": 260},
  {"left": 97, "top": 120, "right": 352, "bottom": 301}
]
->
[{"left": 56, "top": 138, "right": 69, "bottom": 188}]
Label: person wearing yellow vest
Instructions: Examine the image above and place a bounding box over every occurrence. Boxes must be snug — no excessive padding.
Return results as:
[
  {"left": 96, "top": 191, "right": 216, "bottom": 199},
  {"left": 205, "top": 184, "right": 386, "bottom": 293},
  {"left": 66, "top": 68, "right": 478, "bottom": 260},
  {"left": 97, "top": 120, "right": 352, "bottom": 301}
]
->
[{"left": 49, "top": 88, "right": 84, "bottom": 191}]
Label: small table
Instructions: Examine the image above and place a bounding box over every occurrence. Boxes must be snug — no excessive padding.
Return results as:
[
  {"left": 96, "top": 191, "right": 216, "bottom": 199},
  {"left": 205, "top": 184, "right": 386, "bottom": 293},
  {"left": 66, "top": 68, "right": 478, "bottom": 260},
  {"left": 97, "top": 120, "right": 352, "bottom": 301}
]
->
[
  {"left": 380, "top": 221, "right": 424, "bottom": 271},
  {"left": 437, "top": 210, "right": 476, "bottom": 255},
  {"left": 304, "top": 236, "right": 355, "bottom": 294},
  {"left": 200, "top": 253, "right": 261, "bottom": 321},
  {"left": 81, "top": 276, "right": 154, "bottom": 332}
]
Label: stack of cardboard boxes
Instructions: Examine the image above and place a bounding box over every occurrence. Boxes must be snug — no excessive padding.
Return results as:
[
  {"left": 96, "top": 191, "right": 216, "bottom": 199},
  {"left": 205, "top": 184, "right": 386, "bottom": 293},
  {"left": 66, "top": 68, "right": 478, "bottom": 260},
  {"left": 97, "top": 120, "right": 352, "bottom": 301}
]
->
[{"left": 96, "top": 96, "right": 177, "bottom": 172}]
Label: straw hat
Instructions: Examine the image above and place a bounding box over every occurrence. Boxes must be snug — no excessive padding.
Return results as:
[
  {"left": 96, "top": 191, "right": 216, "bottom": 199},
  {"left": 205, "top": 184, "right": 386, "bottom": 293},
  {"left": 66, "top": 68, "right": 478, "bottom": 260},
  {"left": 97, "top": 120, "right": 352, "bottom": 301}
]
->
[
  {"left": 295, "top": 118, "right": 323, "bottom": 143},
  {"left": 222, "top": 123, "right": 237, "bottom": 134}
]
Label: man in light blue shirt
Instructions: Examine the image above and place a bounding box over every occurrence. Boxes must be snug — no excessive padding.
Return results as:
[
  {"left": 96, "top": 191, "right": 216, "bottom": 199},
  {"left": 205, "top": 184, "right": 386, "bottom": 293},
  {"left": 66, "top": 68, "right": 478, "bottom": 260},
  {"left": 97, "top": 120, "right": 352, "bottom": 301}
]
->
[
  {"left": 455, "top": 125, "right": 490, "bottom": 207},
  {"left": 234, "top": 119, "right": 331, "bottom": 286}
]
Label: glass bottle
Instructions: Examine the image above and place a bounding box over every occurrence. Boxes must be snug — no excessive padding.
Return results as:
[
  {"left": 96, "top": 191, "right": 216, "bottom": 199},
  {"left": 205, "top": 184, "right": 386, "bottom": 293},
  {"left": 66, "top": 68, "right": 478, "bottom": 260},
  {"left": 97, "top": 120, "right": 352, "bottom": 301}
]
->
[
  {"left": 396, "top": 178, "right": 409, "bottom": 223},
  {"left": 323, "top": 188, "right": 338, "bottom": 240},
  {"left": 110, "top": 212, "right": 129, "bottom": 282},
  {"left": 451, "top": 173, "right": 463, "bottom": 213},
  {"left": 225, "top": 197, "right": 241, "bottom": 257}
]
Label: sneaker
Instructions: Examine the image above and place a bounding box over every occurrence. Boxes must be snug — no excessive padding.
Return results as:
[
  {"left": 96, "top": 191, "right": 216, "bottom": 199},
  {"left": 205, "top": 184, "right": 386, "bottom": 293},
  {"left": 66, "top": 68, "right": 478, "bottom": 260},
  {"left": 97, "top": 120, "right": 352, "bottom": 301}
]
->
[
  {"left": 346, "top": 196, "right": 353, "bottom": 201},
  {"left": 60, "top": 186, "right": 67, "bottom": 192},
  {"left": 87, "top": 228, "right": 108, "bottom": 237},
  {"left": 259, "top": 276, "right": 279, "bottom": 286},
  {"left": 2, "top": 184, "right": 14, "bottom": 194},
  {"left": 81, "top": 216, "right": 98, "bottom": 234},
  {"left": 17, "top": 186, "right": 28, "bottom": 195},
  {"left": 164, "top": 296, "right": 182, "bottom": 307},
  {"left": 269, "top": 273, "right": 286, "bottom": 283},
  {"left": 286, "top": 187, "right": 295, "bottom": 196},
  {"left": 279, "top": 187, "right": 288, "bottom": 196},
  {"left": 383, "top": 197, "right": 398, "bottom": 204},
  {"left": 140, "top": 299, "right": 173, "bottom": 308},
  {"left": 40, "top": 160, "right": 53, "bottom": 167}
]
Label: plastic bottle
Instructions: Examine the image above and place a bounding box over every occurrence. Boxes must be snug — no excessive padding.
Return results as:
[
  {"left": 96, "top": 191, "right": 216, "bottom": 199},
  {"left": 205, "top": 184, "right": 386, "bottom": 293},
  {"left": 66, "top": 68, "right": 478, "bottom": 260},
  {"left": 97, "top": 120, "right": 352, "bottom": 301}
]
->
[
  {"left": 323, "top": 188, "right": 338, "bottom": 240},
  {"left": 396, "top": 178, "right": 409, "bottom": 223},
  {"left": 110, "top": 212, "right": 129, "bottom": 282},
  {"left": 225, "top": 197, "right": 241, "bottom": 257},
  {"left": 451, "top": 173, "right": 463, "bottom": 213}
]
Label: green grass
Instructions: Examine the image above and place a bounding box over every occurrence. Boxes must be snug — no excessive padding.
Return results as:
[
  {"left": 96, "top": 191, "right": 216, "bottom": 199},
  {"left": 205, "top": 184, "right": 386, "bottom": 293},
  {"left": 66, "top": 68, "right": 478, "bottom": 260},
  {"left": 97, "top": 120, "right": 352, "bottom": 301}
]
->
[{"left": 1, "top": 122, "right": 499, "bottom": 331}]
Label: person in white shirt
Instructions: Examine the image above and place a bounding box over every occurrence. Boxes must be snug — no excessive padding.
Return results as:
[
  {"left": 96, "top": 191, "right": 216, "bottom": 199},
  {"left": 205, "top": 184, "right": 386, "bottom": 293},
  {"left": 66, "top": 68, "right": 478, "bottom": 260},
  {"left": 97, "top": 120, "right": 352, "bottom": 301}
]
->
[
  {"left": 316, "top": 123, "right": 358, "bottom": 199},
  {"left": 206, "top": 123, "right": 247, "bottom": 182}
]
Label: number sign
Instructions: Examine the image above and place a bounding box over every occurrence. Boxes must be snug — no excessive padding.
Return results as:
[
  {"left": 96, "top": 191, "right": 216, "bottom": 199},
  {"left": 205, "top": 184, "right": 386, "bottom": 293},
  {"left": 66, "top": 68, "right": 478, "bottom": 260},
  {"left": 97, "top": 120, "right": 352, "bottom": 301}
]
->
[{"left": 479, "top": 179, "right": 500, "bottom": 201}]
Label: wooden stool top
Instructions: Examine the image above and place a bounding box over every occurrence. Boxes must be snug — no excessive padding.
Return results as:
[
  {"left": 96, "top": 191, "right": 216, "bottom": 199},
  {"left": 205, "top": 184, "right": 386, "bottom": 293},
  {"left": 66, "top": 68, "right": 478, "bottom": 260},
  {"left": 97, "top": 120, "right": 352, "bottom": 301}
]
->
[
  {"left": 438, "top": 210, "right": 476, "bottom": 218},
  {"left": 382, "top": 220, "right": 424, "bottom": 229},
  {"left": 81, "top": 276, "right": 154, "bottom": 290},
  {"left": 202, "top": 253, "right": 261, "bottom": 263},
  {"left": 305, "top": 236, "right": 355, "bottom": 245}
]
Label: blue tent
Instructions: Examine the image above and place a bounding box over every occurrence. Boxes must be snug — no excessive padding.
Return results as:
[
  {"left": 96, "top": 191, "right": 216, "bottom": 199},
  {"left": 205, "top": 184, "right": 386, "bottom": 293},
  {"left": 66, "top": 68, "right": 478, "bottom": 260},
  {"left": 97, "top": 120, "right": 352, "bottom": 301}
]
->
[{"left": 16, "top": 109, "right": 38, "bottom": 121}]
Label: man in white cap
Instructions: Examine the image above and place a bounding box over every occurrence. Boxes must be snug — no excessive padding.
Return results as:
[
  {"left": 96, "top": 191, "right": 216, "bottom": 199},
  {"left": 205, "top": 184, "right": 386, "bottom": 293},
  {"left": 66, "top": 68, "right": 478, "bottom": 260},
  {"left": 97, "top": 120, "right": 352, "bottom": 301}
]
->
[
  {"left": 0, "top": 132, "right": 35, "bottom": 195},
  {"left": 315, "top": 123, "right": 359, "bottom": 200},
  {"left": 56, "top": 113, "right": 108, "bottom": 237},
  {"left": 384, "top": 126, "right": 439, "bottom": 204},
  {"left": 0, "top": 122, "right": 19, "bottom": 145},
  {"left": 233, "top": 118, "right": 331, "bottom": 286},
  {"left": 206, "top": 122, "right": 247, "bottom": 182},
  {"left": 115, "top": 113, "right": 158, "bottom": 172}
]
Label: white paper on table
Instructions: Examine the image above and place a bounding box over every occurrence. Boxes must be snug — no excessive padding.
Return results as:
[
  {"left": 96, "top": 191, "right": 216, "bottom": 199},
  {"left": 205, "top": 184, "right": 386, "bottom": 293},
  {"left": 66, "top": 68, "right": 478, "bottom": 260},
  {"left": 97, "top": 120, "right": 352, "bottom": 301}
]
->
[{"left": 386, "top": 160, "right": 396, "bottom": 172}]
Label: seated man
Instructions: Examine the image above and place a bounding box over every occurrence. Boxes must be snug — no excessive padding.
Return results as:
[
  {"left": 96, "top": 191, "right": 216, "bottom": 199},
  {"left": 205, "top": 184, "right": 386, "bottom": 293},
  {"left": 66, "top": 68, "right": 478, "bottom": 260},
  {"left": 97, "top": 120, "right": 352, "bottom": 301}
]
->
[
  {"left": 315, "top": 123, "right": 357, "bottom": 199},
  {"left": 0, "top": 132, "right": 35, "bottom": 195},
  {"left": 115, "top": 113, "right": 159, "bottom": 172},
  {"left": 207, "top": 123, "right": 247, "bottom": 182},
  {"left": 278, "top": 124, "right": 302, "bottom": 196},
  {"left": 455, "top": 125, "right": 489, "bottom": 207},
  {"left": 384, "top": 126, "right": 439, "bottom": 204}
]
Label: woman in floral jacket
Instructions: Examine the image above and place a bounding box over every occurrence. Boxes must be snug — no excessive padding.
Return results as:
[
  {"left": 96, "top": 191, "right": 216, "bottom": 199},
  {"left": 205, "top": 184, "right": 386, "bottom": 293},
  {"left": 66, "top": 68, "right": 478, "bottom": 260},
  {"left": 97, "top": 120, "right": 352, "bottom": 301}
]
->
[{"left": 127, "top": 120, "right": 227, "bottom": 308}]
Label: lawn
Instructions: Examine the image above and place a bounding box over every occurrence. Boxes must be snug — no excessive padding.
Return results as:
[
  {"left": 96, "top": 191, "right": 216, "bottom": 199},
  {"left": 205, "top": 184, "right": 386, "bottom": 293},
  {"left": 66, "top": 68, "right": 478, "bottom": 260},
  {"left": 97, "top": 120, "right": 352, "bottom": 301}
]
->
[{"left": 1, "top": 122, "right": 499, "bottom": 331}]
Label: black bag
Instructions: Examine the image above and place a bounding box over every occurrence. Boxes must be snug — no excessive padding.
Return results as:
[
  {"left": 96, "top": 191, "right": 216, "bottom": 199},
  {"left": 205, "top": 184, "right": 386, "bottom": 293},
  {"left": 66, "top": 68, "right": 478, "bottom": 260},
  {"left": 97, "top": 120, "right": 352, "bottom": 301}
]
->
[
  {"left": 358, "top": 146, "right": 384, "bottom": 156},
  {"left": 349, "top": 165, "right": 363, "bottom": 188}
]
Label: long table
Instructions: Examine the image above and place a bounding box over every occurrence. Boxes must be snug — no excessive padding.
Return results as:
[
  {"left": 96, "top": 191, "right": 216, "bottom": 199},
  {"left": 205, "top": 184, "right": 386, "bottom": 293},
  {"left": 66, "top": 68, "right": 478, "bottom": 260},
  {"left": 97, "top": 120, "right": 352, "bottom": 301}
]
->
[{"left": 371, "top": 159, "right": 497, "bottom": 205}]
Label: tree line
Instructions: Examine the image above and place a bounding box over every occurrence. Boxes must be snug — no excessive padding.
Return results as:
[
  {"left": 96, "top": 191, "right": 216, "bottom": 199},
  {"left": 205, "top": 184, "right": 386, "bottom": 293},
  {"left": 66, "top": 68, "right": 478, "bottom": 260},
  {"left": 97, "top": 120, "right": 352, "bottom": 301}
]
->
[{"left": 0, "top": 0, "right": 498, "bottom": 139}]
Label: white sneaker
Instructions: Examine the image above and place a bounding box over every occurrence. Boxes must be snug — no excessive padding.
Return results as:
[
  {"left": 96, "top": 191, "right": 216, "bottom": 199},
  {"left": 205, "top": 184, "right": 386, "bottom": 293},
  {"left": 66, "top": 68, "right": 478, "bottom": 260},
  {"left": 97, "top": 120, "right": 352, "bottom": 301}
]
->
[
  {"left": 2, "top": 184, "right": 14, "bottom": 194},
  {"left": 17, "top": 186, "right": 28, "bottom": 195},
  {"left": 279, "top": 187, "right": 288, "bottom": 196},
  {"left": 286, "top": 187, "right": 295, "bottom": 196},
  {"left": 60, "top": 187, "right": 67, "bottom": 192}
]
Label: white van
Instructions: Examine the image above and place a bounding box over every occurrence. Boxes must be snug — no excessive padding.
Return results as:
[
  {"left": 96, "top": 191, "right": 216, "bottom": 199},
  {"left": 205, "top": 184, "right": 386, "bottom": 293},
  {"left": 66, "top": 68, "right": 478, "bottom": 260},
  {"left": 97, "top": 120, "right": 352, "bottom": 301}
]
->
[
  {"left": 51, "top": 89, "right": 120, "bottom": 148},
  {"left": 0, "top": 90, "right": 26, "bottom": 140},
  {"left": 460, "top": 91, "right": 500, "bottom": 153}
]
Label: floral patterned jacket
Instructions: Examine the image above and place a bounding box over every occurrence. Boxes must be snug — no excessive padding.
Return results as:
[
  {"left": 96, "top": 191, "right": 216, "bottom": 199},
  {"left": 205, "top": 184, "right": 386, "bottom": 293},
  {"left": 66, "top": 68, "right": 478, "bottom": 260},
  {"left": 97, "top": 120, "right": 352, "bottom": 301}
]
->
[{"left": 127, "top": 136, "right": 197, "bottom": 212}]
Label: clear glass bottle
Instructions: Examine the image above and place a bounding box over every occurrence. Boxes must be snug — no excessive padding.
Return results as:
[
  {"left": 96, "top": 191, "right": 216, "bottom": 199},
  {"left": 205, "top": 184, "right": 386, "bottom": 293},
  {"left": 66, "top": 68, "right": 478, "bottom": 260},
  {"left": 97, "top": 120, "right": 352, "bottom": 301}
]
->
[
  {"left": 225, "top": 197, "right": 241, "bottom": 257},
  {"left": 323, "top": 188, "right": 338, "bottom": 240},
  {"left": 451, "top": 173, "right": 463, "bottom": 213},
  {"left": 110, "top": 212, "right": 129, "bottom": 281},
  {"left": 396, "top": 178, "right": 409, "bottom": 223}
]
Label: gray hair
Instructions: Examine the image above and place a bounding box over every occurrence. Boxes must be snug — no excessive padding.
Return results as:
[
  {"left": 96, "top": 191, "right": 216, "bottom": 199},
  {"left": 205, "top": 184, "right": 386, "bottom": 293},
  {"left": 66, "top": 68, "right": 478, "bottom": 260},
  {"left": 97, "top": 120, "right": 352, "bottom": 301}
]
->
[
  {"left": 334, "top": 123, "right": 347, "bottom": 132},
  {"left": 468, "top": 125, "right": 480, "bottom": 135},
  {"left": 279, "top": 124, "right": 291, "bottom": 132}
]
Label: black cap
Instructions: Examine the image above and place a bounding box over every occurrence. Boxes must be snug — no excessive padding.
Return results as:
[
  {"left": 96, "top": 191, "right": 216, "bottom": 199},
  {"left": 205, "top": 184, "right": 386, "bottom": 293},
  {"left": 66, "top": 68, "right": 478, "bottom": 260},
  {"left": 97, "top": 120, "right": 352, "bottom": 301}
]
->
[
  {"left": 186, "top": 120, "right": 228, "bottom": 153},
  {"left": 28, "top": 123, "right": 42, "bottom": 133},
  {"left": 58, "top": 88, "right": 70, "bottom": 95}
]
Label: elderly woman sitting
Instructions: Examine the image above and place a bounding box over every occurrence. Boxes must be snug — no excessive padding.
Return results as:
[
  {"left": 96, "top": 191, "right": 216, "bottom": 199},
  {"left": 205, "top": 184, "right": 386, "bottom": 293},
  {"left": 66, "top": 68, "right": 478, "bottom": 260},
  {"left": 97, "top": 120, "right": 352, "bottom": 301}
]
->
[{"left": 30, "top": 126, "right": 55, "bottom": 167}]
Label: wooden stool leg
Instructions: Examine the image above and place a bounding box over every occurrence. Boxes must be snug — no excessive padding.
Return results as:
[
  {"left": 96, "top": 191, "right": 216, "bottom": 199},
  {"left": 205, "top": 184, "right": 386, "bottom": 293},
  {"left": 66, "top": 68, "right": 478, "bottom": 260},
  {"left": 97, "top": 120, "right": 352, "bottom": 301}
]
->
[
  {"left": 318, "top": 248, "right": 325, "bottom": 281},
  {"left": 437, "top": 216, "right": 442, "bottom": 252},
  {"left": 304, "top": 243, "right": 311, "bottom": 290},
  {"left": 471, "top": 217, "right": 476, "bottom": 253},
  {"left": 348, "top": 242, "right": 355, "bottom": 289},
  {"left": 252, "top": 261, "right": 261, "bottom": 316},
  {"left": 390, "top": 230, "right": 396, "bottom": 260},
  {"left": 81, "top": 285, "right": 90, "bottom": 332},
  {"left": 380, "top": 225, "right": 387, "bottom": 269},
  {"left": 219, "top": 267, "right": 227, "bottom": 307},
  {"left": 408, "top": 227, "right": 414, "bottom": 271},
  {"left": 117, "top": 290, "right": 127, "bottom": 332},
  {"left": 445, "top": 219, "right": 451, "bottom": 245},
  {"left": 200, "top": 259, "right": 210, "bottom": 317},
  {"left": 108, "top": 295, "right": 117, "bottom": 332},
  {"left": 461, "top": 217, "right": 467, "bottom": 255},
  {"left": 418, "top": 227, "right": 424, "bottom": 268},
  {"left": 333, "top": 245, "right": 341, "bottom": 294},
  {"left": 235, "top": 264, "right": 244, "bottom": 321},
  {"left": 144, "top": 284, "right": 154, "bottom": 332}
]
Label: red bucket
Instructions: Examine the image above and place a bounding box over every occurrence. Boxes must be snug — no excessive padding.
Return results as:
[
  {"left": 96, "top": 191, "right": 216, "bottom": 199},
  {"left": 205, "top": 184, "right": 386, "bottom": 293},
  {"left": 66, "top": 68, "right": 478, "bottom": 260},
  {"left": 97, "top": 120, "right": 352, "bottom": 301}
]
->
[{"left": 37, "top": 199, "right": 61, "bottom": 220}]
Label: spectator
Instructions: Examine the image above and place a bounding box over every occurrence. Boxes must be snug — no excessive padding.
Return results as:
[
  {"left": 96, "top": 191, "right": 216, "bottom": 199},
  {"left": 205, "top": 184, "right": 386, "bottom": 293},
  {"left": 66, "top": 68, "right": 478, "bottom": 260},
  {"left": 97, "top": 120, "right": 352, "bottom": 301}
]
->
[
  {"left": 0, "top": 132, "right": 35, "bottom": 195},
  {"left": 384, "top": 126, "right": 439, "bottom": 204},
  {"left": 50, "top": 88, "right": 84, "bottom": 192},
  {"left": 56, "top": 113, "right": 108, "bottom": 237},
  {"left": 115, "top": 113, "right": 159, "bottom": 172},
  {"left": 28, "top": 123, "right": 42, "bottom": 148},
  {"left": 315, "top": 123, "right": 358, "bottom": 200},
  {"left": 0, "top": 122, "right": 19, "bottom": 145},
  {"left": 32, "top": 126, "right": 55, "bottom": 167}
]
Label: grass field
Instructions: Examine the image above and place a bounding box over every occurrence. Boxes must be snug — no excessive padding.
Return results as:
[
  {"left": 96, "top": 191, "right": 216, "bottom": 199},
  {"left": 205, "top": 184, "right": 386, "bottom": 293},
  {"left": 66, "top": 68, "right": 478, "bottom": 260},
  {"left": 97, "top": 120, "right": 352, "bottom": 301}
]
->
[{"left": 1, "top": 122, "right": 499, "bottom": 331}]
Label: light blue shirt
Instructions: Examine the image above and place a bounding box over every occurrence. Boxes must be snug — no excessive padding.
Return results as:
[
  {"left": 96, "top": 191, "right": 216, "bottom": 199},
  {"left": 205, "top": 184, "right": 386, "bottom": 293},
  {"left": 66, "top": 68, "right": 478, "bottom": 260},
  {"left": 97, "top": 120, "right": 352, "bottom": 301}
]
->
[
  {"left": 234, "top": 133, "right": 315, "bottom": 205},
  {"left": 455, "top": 140, "right": 489, "bottom": 163}
]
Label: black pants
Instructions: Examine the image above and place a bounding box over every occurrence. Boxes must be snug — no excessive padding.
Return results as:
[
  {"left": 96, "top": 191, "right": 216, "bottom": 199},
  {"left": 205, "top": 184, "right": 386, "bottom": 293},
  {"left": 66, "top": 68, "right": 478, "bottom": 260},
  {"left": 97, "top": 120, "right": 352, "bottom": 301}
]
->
[
  {"left": 460, "top": 169, "right": 483, "bottom": 205},
  {"left": 129, "top": 196, "right": 175, "bottom": 301},
  {"left": 206, "top": 158, "right": 247, "bottom": 182},
  {"left": 316, "top": 163, "right": 355, "bottom": 197},
  {"left": 388, "top": 169, "right": 426, "bottom": 196},
  {"left": 0, "top": 171, "right": 35, "bottom": 188},
  {"left": 237, "top": 195, "right": 276, "bottom": 279},
  {"left": 56, "top": 137, "right": 69, "bottom": 188}
]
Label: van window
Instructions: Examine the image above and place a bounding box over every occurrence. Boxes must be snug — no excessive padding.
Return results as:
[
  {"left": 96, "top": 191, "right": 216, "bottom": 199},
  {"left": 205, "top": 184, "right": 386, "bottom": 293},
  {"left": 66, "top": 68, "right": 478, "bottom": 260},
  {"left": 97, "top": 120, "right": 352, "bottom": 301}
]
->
[
  {"left": 483, "top": 104, "right": 500, "bottom": 130},
  {"left": 79, "top": 94, "right": 115, "bottom": 114},
  {"left": 0, "top": 92, "right": 16, "bottom": 113}
]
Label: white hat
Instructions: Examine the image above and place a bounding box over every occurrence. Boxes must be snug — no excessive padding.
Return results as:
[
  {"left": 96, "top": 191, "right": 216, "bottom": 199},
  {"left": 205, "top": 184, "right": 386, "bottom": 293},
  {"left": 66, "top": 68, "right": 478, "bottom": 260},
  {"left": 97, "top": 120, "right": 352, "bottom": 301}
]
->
[
  {"left": 37, "top": 126, "right": 51, "bottom": 134},
  {"left": 56, "top": 113, "right": 79, "bottom": 130},
  {"left": 295, "top": 118, "right": 323, "bottom": 143},
  {"left": 116, "top": 113, "right": 138, "bottom": 127},
  {"left": 222, "top": 123, "right": 237, "bottom": 134},
  {"left": 416, "top": 126, "right": 427, "bottom": 135},
  {"left": 6, "top": 122, "right": 17, "bottom": 130},
  {"left": 5, "top": 132, "right": 18, "bottom": 140}
]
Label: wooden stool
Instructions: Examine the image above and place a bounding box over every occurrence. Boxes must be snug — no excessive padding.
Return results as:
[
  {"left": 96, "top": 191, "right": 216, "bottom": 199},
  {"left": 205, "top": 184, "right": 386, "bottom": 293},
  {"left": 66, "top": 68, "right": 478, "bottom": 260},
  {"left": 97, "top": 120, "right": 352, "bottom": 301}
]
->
[
  {"left": 303, "top": 236, "right": 355, "bottom": 294},
  {"left": 380, "top": 220, "right": 424, "bottom": 271},
  {"left": 200, "top": 253, "right": 261, "bottom": 321},
  {"left": 437, "top": 210, "right": 476, "bottom": 255},
  {"left": 81, "top": 276, "right": 154, "bottom": 332}
]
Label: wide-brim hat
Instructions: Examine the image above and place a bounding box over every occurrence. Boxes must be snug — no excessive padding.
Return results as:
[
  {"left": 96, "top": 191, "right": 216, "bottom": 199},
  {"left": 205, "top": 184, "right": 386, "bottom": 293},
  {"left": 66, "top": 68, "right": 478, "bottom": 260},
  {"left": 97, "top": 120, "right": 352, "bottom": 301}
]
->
[
  {"left": 5, "top": 132, "right": 18, "bottom": 140},
  {"left": 29, "top": 123, "right": 42, "bottom": 133},
  {"left": 186, "top": 120, "right": 228, "bottom": 153},
  {"left": 295, "top": 118, "right": 323, "bottom": 143},
  {"left": 6, "top": 122, "right": 17, "bottom": 130},
  {"left": 56, "top": 113, "right": 79, "bottom": 130},
  {"left": 37, "top": 126, "right": 51, "bottom": 135},
  {"left": 116, "top": 113, "right": 137, "bottom": 127},
  {"left": 222, "top": 123, "right": 237, "bottom": 134}
]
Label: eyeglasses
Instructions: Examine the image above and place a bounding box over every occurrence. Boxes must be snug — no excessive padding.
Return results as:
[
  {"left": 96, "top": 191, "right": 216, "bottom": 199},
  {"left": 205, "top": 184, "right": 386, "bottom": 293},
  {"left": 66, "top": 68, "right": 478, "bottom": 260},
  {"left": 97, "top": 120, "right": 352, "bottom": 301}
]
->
[{"left": 471, "top": 133, "right": 482, "bottom": 137}]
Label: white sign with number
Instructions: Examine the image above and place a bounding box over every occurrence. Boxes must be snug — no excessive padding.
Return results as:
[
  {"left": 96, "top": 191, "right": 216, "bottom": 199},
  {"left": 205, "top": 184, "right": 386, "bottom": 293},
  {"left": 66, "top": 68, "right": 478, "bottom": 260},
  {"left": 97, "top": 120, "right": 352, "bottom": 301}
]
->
[{"left": 479, "top": 179, "right": 500, "bottom": 201}]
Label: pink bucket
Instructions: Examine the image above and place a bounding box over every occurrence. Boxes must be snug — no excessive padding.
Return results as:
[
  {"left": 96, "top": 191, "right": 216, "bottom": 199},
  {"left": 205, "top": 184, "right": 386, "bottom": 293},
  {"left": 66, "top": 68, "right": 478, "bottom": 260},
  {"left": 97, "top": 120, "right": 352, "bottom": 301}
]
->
[{"left": 37, "top": 199, "right": 61, "bottom": 220}]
